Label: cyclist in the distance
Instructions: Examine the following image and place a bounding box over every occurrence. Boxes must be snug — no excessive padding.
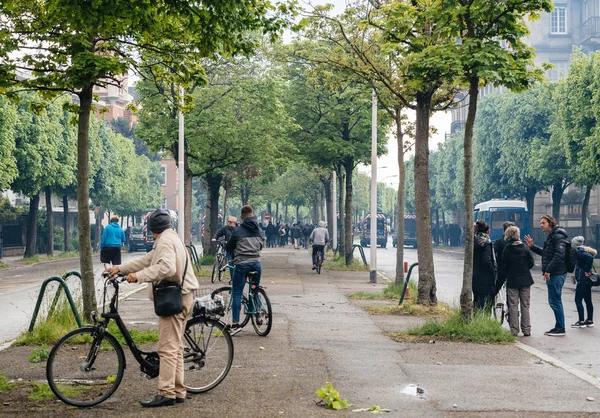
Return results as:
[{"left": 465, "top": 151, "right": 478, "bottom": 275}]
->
[
  {"left": 309, "top": 221, "right": 329, "bottom": 270},
  {"left": 212, "top": 216, "right": 238, "bottom": 265},
  {"left": 226, "top": 205, "right": 265, "bottom": 328}
]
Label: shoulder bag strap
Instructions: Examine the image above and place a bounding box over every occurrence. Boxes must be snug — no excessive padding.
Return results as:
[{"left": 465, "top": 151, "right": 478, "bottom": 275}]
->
[{"left": 181, "top": 242, "right": 189, "bottom": 287}]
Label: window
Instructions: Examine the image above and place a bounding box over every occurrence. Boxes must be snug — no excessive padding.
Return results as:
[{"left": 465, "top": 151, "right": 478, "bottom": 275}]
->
[
  {"left": 161, "top": 198, "right": 167, "bottom": 210},
  {"left": 551, "top": 5, "right": 567, "bottom": 34},
  {"left": 491, "top": 211, "right": 506, "bottom": 230},
  {"left": 160, "top": 165, "right": 167, "bottom": 186},
  {"left": 508, "top": 212, "right": 525, "bottom": 229}
]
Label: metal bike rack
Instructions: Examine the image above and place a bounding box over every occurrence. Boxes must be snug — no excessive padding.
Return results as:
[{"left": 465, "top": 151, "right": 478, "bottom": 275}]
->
[
  {"left": 398, "top": 262, "right": 419, "bottom": 305},
  {"left": 29, "top": 273, "right": 82, "bottom": 333},
  {"left": 351, "top": 244, "right": 368, "bottom": 266},
  {"left": 187, "top": 244, "right": 201, "bottom": 271}
]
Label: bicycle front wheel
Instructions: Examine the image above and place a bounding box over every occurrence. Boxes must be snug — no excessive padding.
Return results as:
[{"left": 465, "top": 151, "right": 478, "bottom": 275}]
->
[
  {"left": 46, "top": 327, "right": 125, "bottom": 407},
  {"left": 251, "top": 288, "right": 273, "bottom": 336},
  {"left": 184, "top": 317, "right": 234, "bottom": 393}
]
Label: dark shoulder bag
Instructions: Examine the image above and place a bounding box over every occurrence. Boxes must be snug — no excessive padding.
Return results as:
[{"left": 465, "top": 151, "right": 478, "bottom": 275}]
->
[{"left": 153, "top": 253, "right": 188, "bottom": 317}]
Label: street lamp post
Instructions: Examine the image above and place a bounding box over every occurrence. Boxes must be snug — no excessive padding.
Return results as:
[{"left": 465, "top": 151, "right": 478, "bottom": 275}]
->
[{"left": 370, "top": 89, "right": 378, "bottom": 283}]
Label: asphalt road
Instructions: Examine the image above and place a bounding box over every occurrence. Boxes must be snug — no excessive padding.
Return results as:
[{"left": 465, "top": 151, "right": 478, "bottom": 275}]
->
[
  {"left": 0, "top": 251, "right": 147, "bottom": 345},
  {"left": 361, "top": 238, "right": 600, "bottom": 382}
]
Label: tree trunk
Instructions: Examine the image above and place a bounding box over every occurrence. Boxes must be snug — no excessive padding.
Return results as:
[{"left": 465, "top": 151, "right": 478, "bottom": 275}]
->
[
  {"left": 442, "top": 212, "right": 447, "bottom": 245},
  {"left": 338, "top": 169, "right": 346, "bottom": 257},
  {"left": 63, "top": 194, "right": 69, "bottom": 252},
  {"left": 460, "top": 78, "right": 478, "bottom": 319},
  {"left": 285, "top": 204, "right": 288, "bottom": 223},
  {"left": 76, "top": 85, "right": 97, "bottom": 320},
  {"left": 183, "top": 157, "right": 193, "bottom": 244},
  {"left": 24, "top": 193, "right": 40, "bottom": 258},
  {"left": 414, "top": 92, "right": 437, "bottom": 305},
  {"left": 395, "top": 106, "right": 406, "bottom": 285},
  {"left": 266, "top": 202, "right": 272, "bottom": 216},
  {"left": 434, "top": 209, "right": 440, "bottom": 246},
  {"left": 95, "top": 206, "right": 103, "bottom": 251},
  {"left": 295, "top": 205, "right": 299, "bottom": 222},
  {"left": 312, "top": 193, "right": 319, "bottom": 224},
  {"left": 525, "top": 187, "right": 536, "bottom": 237},
  {"left": 582, "top": 185, "right": 591, "bottom": 241},
  {"left": 344, "top": 158, "right": 354, "bottom": 266},
  {"left": 205, "top": 173, "right": 222, "bottom": 255},
  {"left": 275, "top": 202, "right": 279, "bottom": 224},
  {"left": 46, "top": 187, "right": 54, "bottom": 256},
  {"left": 551, "top": 183, "right": 564, "bottom": 224},
  {"left": 323, "top": 175, "right": 333, "bottom": 247}
]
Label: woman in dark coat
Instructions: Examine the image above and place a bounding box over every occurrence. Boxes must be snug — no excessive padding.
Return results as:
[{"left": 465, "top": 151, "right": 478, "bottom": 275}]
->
[
  {"left": 472, "top": 220, "right": 497, "bottom": 311},
  {"left": 502, "top": 226, "right": 534, "bottom": 336}
]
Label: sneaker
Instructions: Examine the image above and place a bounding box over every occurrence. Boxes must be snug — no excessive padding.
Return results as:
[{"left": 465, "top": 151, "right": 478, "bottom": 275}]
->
[
  {"left": 571, "top": 321, "right": 586, "bottom": 328},
  {"left": 545, "top": 328, "right": 566, "bottom": 336},
  {"left": 312, "top": 265, "right": 316, "bottom": 270},
  {"left": 585, "top": 320, "right": 595, "bottom": 327},
  {"left": 523, "top": 332, "right": 531, "bottom": 337}
]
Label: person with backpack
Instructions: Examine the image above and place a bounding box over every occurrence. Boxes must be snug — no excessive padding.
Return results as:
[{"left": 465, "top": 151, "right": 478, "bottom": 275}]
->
[
  {"left": 524, "top": 215, "right": 569, "bottom": 336},
  {"left": 570, "top": 236, "right": 597, "bottom": 328},
  {"left": 502, "top": 226, "right": 534, "bottom": 337}
]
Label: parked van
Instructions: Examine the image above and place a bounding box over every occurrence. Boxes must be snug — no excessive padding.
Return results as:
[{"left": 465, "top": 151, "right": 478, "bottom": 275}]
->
[{"left": 474, "top": 199, "right": 529, "bottom": 242}]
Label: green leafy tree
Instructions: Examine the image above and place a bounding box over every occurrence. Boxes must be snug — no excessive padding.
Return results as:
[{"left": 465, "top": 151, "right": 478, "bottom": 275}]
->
[
  {"left": 12, "top": 94, "right": 63, "bottom": 257},
  {"left": 552, "top": 51, "right": 600, "bottom": 239},
  {"left": 283, "top": 49, "right": 389, "bottom": 264},
  {"left": 0, "top": 0, "right": 293, "bottom": 319},
  {"left": 440, "top": 0, "right": 553, "bottom": 318}
]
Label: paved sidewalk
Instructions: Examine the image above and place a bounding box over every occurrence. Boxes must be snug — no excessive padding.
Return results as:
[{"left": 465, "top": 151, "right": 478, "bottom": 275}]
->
[{"left": 1, "top": 247, "right": 600, "bottom": 417}]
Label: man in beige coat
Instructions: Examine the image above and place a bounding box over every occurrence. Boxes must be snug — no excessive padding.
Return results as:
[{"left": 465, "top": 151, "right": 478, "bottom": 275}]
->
[{"left": 107, "top": 209, "right": 199, "bottom": 407}]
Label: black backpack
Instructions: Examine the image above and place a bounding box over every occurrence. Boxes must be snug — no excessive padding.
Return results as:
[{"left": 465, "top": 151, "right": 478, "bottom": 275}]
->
[{"left": 565, "top": 240, "right": 576, "bottom": 273}]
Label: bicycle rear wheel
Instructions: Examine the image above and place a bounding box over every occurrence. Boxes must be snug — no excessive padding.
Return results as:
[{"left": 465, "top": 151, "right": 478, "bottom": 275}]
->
[
  {"left": 492, "top": 289, "right": 506, "bottom": 325},
  {"left": 316, "top": 251, "right": 323, "bottom": 274},
  {"left": 211, "top": 254, "right": 224, "bottom": 283},
  {"left": 46, "top": 327, "right": 125, "bottom": 407},
  {"left": 184, "top": 317, "right": 234, "bottom": 393},
  {"left": 251, "top": 288, "right": 273, "bottom": 336}
]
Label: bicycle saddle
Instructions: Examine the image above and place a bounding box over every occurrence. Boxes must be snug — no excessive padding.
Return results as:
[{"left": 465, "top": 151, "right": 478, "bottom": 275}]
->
[{"left": 246, "top": 271, "right": 259, "bottom": 284}]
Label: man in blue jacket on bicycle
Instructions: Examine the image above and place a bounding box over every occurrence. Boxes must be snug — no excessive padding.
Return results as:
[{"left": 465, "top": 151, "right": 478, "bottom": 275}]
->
[{"left": 226, "top": 205, "right": 264, "bottom": 328}]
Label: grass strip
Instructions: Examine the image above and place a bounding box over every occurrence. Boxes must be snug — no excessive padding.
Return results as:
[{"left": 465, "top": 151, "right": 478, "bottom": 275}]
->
[{"left": 388, "top": 309, "right": 515, "bottom": 344}]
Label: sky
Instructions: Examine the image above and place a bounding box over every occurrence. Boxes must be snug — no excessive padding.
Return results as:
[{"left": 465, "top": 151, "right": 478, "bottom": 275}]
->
[{"left": 303, "top": 0, "right": 453, "bottom": 185}]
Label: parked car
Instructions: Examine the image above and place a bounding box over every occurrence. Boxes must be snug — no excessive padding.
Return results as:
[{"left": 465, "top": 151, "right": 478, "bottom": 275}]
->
[{"left": 128, "top": 225, "right": 146, "bottom": 252}]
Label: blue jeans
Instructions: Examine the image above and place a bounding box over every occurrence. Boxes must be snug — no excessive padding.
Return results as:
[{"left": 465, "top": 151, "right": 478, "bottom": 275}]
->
[
  {"left": 231, "top": 262, "right": 262, "bottom": 323},
  {"left": 547, "top": 274, "right": 566, "bottom": 330}
]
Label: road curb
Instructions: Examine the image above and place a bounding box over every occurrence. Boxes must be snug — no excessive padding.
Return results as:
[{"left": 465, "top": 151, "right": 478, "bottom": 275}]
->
[
  {"left": 516, "top": 341, "right": 600, "bottom": 390},
  {"left": 0, "top": 282, "right": 148, "bottom": 353},
  {"left": 0, "top": 256, "right": 81, "bottom": 271}
]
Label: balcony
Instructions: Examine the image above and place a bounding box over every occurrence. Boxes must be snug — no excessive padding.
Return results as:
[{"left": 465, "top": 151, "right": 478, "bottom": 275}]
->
[{"left": 580, "top": 17, "right": 600, "bottom": 46}]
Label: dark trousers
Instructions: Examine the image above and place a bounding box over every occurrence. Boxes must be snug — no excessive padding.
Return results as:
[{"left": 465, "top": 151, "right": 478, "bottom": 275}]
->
[
  {"left": 312, "top": 245, "right": 325, "bottom": 265},
  {"left": 575, "top": 281, "right": 594, "bottom": 322}
]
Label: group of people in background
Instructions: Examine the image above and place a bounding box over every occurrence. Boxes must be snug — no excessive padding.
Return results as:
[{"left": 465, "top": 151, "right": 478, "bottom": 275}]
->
[
  {"left": 472, "top": 215, "right": 597, "bottom": 337},
  {"left": 260, "top": 220, "right": 316, "bottom": 249}
]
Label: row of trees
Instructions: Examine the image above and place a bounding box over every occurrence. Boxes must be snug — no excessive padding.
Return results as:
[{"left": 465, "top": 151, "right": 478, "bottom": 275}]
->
[
  {"left": 0, "top": 93, "right": 163, "bottom": 257},
  {"left": 406, "top": 50, "right": 600, "bottom": 242},
  {"left": 0, "top": 0, "right": 558, "bottom": 322}
]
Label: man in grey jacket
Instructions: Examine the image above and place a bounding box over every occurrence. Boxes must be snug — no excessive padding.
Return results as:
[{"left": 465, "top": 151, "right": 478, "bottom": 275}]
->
[
  {"left": 226, "top": 205, "right": 265, "bottom": 328},
  {"left": 309, "top": 221, "right": 329, "bottom": 270}
]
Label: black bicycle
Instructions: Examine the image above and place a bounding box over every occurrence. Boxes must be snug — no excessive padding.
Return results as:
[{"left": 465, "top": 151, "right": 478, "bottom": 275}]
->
[
  {"left": 211, "top": 271, "right": 272, "bottom": 336},
  {"left": 211, "top": 240, "right": 228, "bottom": 283},
  {"left": 46, "top": 272, "right": 234, "bottom": 407}
]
